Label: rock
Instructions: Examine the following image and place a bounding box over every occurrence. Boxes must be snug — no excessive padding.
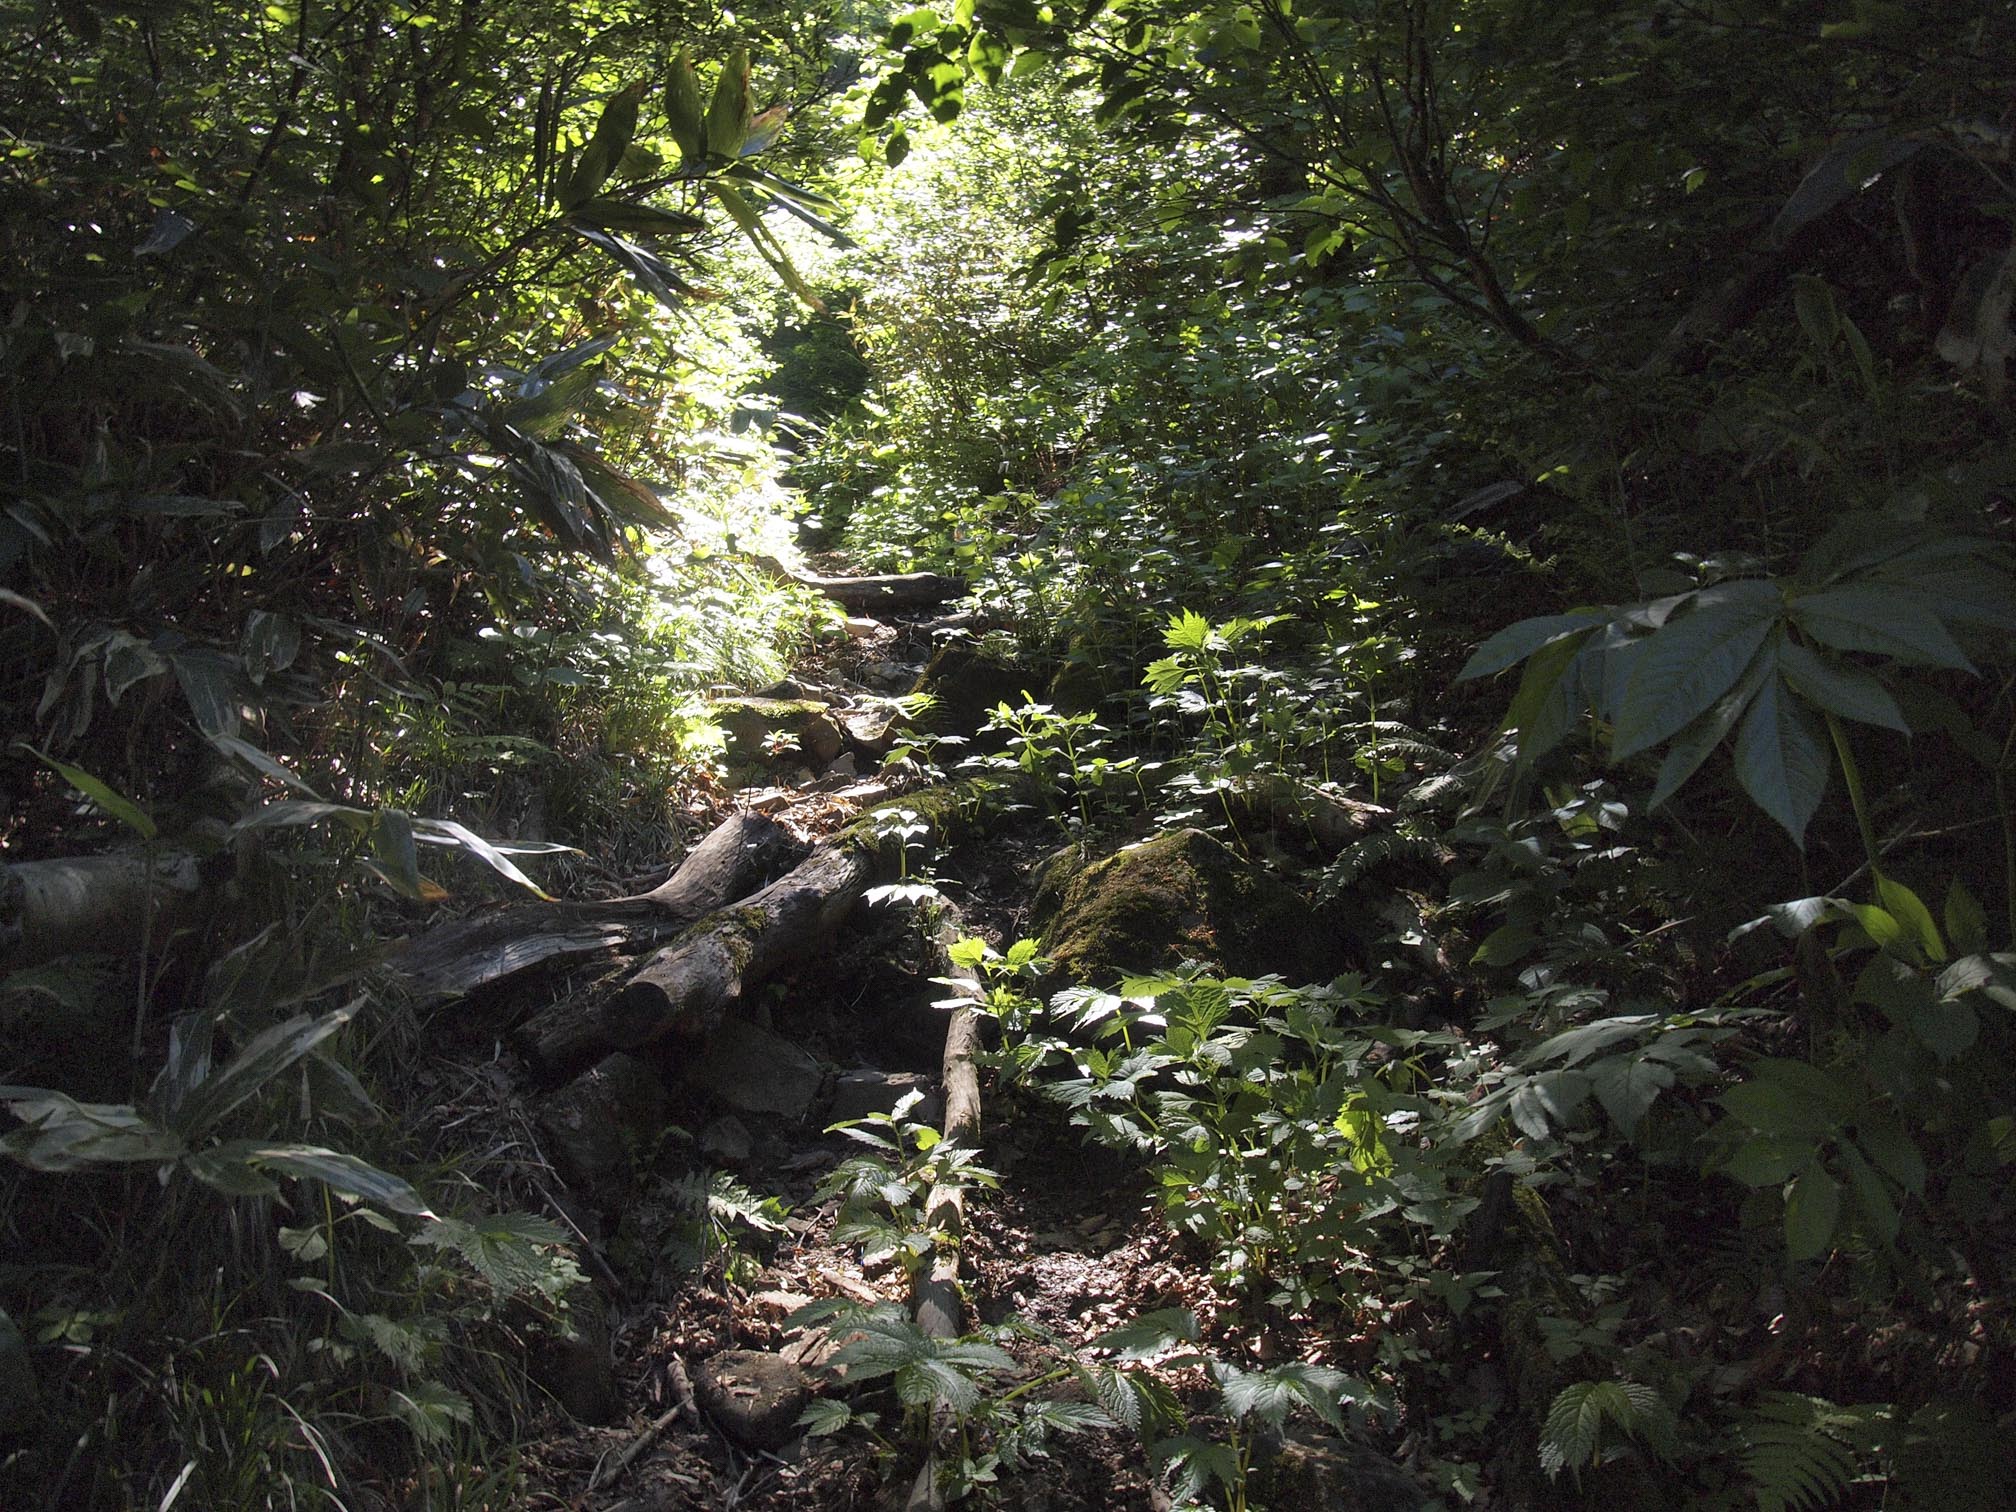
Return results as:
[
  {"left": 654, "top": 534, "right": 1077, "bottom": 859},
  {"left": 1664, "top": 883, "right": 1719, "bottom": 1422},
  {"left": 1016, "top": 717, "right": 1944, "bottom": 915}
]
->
[
  {"left": 823, "top": 752, "right": 858, "bottom": 780},
  {"left": 693, "top": 1349, "right": 813, "bottom": 1451},
  {"left": 757, "top": 677, "right": 807, "bottom": 700},
  {"left": 711, "top": 696, "right": 846, "bottom": 767},
  {"left": 687, "top": 1017, "right": 825, "bottom": 1121},
  {"left": 906, "top": 640, "right": 1046, "bottom": 741},
  {"left": 537, "top": 1053, "right": 670, "bottom": 1201},
  {"left": 1034, "top": 828, "right": 1351, "bottom": 984},
  {"left": 843, "top": 616, "right": 882, "bottom": 639},
  {"left": 1250, "top": 1430, "right": 1428, "bottom": 1511},
  {"left": 828, "top": 1068, "right": 941, "bottom": 1127},
  {"left": 699, "top": 1115, "right": 754, "bottom": 1164},
  {"left": 840, "top": 709, "right": 898, "bottom": 757},
  {"left": 863, "top": 660, "right": 917, "bottom": 690}
]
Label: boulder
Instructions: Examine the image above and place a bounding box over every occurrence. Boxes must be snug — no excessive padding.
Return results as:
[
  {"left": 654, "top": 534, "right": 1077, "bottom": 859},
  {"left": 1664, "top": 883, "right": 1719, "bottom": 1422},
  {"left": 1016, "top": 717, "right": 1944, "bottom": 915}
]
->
[
  {"left": 529, "top": 1284, "right": 621, "bottom": 1425},
  {"left": 537, "top": 1053, "right": 670, "bottom": 1201},
  {"left": 710, "top": 697, "right": 846, "bottom": 767},
  {"left": 1034, "top": 828, "right": 1351, "bottom": 984},
  {"left": 693, "top": 1349, "right": 814, "bottom": 1450},
  {"left": 828, "top": 1069, "right": 941, "bottom": 1127},
  {"left": 687, "top": 1017, "right": 825, "bottom": 1122},
  {"left": 906, "top": 641, "right": 1046, "bottom": 741}
]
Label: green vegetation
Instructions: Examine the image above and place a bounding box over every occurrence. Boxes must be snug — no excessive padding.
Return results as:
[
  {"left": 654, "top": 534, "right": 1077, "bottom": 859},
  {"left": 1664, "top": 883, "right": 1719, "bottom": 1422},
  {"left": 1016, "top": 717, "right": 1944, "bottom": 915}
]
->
[{"left": 4, "top": 0, "right": 2014, "bottom": 1507}]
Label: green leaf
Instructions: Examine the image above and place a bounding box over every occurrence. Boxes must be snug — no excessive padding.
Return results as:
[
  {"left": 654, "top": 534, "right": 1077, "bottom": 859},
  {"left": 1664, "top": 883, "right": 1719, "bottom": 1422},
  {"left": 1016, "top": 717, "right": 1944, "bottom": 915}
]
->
[
  {"left": 706, "top": 48, "right": 752, "bottom": 160},
  {"left": 1835, "top": 1143, "right": 1899, "bottom": 1245},
  {"left": 1610, "top": 582, "right": 1779, "bottom": 760},
  {"left": 1732, "top": 673, "right": 1829, "bottom": 847},
  {"left": 1937, "top": 953, "right": 2016, "bottom": 1012},
  {"left": 1457, "top": 611, "right": 1608, "bottom": 681},
  {"left": 1646, "top": 650, "right": 1772, "bottom": 810},
  {"left": 1875, "top": 876, "right": 1944, "bottom": 962},
  {"left": 1783, "top": 1166, "right": 1841, "bottom": 1261},
  {"left": 1777, "top": 640, "right": 1908, "bottom": 733},
  {"left": 414, "top": 818, "right": 556, "bottom": 900},
  {"left": 1792, "top": 584, "right": 1974, "bottom": 670},
  {"left": 0, "top": 1090, "right": 184, "bottom": 1170},
  {"left": 663, "top": 48, "right": 708, "bottom": 164},
  {"left": 21, "top": 745, "right": 156, "bottom": 839},
  {"left": 249, "top": 1144, "right": 435, "bottom": 1217},
  {"left": 167, "top": 1002, "right": 357, "bottom": 1137},
  {"left": 1721, "top": 1136, "right": 1811, "bottom": 1188},
  {"left": 1943, "top": 880, "right": 1989, "bottom": 957},
  {"left": 170, "top": 647, "right": 243, "bottom": 738}
]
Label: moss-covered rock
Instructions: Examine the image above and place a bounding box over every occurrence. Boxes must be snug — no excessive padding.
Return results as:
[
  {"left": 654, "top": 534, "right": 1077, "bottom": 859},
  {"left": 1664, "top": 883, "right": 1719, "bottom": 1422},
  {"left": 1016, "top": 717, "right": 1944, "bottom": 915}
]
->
[
  {"left": 1034, "top": 828, "right": 1351, "bottom": 984},
  {"left": 710, "top": 696, "right": 845, "bottom": 767},
  {"left": 907, "top": 641, "right": 1048, "bottom": 741}
]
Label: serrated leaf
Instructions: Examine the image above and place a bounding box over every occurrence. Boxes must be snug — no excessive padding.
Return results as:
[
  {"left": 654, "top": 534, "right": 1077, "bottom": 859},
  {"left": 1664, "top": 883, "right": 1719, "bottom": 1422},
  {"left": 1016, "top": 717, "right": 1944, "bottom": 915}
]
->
[
  {"left": 1943, "top": 881, "right": 1989, "bottom": 957},
  {"left": 1777, "top": 640, "right": 1908, "bottom": 733},
  {"left": 1791, "top": 584, "right": 1973, "bottom": 670},
  {"left": 1090, "top": 1307, "right": 1197, "bottom": 1361},
  {"left": 1610, "top": 583, "right": 1780, "bottom": 760},
  {"left": 1586, "top": 1052, "right": 1674, "bottom": 1135},
  {"left": 1732, "top": 673, "right": 1829, "bottom": 847}
]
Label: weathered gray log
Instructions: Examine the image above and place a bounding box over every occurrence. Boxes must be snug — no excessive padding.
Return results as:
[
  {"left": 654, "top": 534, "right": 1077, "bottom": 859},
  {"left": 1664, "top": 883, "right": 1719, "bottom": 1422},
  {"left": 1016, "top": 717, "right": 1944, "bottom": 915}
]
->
[
  {"left": 525, "top": 839, "right": 884, "bottom": 1081},
  {"left": 390, "top": 812, "right": 801, "bottom": 1001},
  {"left": 524, "top": 780, "right": 1022, "bottom": 1083},
  {"left": 753, "top": 553, "right": 965, "bottom": 612},
  {"left": 907, "top": 913, "right": 988, "bottom": 1512},
  {"left": 0, "top": 853, "right": 205, "bottom": 970}
]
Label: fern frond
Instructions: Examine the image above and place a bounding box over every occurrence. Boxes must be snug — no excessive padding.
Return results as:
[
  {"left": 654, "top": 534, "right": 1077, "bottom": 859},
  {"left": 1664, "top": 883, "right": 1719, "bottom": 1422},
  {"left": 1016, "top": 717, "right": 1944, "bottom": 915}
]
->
[
  {"left": 1742, "top": 1392, "right": 1886, "bottom": 1512},
  {"left": 1317, "top": 832, "right": 1442, "bottom": 896},
  {"left": 1540, "top": 1379, "right": 1678, "bottom": 1480}
]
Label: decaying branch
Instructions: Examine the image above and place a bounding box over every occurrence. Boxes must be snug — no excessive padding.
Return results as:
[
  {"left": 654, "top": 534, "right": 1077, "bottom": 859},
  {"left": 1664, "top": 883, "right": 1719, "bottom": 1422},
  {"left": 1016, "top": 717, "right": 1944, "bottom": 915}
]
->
[
  {"left": 0, "top": 852, "right": 205, "bottom": 971},
  {"left": 752, "top": 554, "right": 966, "bottom": 613},
  {"left": 390, "top": 812, "right": 802, "bottom": 1001}
]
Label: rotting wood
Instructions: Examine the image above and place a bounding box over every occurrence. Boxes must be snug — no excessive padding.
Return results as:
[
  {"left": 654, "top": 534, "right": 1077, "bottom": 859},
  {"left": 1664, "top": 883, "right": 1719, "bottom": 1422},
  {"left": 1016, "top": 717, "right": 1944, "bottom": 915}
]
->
[
  {"left": 752, "top": 553, "right": 965, "bottom": 613},
  {"left": 0, "top": 852, "right": 205, "bottom": 971},
  {"left": 523, "top": 839, "right": 881, "bottom": 1082},
  {"left": 390, "top": 812, "right": 803, "bottom": 1002},
  {"left": 524, "top": 780, "right": 1022, "bottom": 1083},
  {"left": 905, "top": 912, "right": 987, "bottom": 1512}
]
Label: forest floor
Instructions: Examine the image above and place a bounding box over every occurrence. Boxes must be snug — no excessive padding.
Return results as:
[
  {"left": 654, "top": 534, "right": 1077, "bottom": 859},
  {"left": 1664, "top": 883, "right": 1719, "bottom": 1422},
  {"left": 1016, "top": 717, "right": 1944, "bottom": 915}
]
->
[{"left": 494, "top": 595, "right": 1223, "bottom": 1512}]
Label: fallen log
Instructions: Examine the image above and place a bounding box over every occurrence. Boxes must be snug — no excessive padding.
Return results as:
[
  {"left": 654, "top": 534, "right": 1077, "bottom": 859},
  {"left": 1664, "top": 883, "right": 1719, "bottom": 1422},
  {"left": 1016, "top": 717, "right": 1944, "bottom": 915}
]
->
[
  {"left": 752, "top": 554, "right": 965, "bottom": 613},
  {"left": 0, "top": 852, "right": 205, "bottom": 971},
  {"left": 524, "top": 780, "right": 1019, "bottom": 1083},
  {"left": 906, "top": 913, "right": 987, "bottom": 1512},
  {"left": 524, "top": 840, "right": 879, "bottom": 1082},
  {"left": 390, "top": 812, "right": 802, "bottom": 1001}
]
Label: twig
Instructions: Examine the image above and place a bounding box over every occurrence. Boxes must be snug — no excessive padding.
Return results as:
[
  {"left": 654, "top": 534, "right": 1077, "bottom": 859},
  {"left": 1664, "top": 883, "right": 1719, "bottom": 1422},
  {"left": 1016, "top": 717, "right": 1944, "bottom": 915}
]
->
[{"left": 586, "top": 1355, "right": 699, "bottom": 1493}]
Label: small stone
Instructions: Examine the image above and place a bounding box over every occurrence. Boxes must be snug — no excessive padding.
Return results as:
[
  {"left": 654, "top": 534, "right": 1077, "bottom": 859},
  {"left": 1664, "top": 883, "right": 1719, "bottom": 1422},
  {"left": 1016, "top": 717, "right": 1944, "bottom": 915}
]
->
[
  {"left": 1251, "top": 1430, "right": 1428, "bottom": 1512},
  {"left": 750, "top": 1289, "right": 813, "bottom": 1317},
  {"left": 688, "top": 1018, "right": 825, "bottom": 1122},
  {"left": 828, "top": 1069, "right": 941, "bottom": 1127},
  {"left": 843, "top": 616, "right": 882, "bottom": 639},
  {"left": 823, "top": 752, "right": 858, "bottom": 780},
  {"left": 693, "top": 1349, "right": 814, "bottom": 1451},
  {"left": 700, "top": 1115, "right": 754, "bottom": 1164},
  {"left": 758, "top": 677, "right": 807, "bottom": 700}
]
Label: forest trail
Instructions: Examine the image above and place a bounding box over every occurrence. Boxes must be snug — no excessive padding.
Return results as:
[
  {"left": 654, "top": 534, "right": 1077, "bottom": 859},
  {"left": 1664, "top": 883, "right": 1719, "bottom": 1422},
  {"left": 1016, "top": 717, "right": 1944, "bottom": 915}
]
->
[{"left": 401, "top": 575, "right": 1219, "bottom": 1512}]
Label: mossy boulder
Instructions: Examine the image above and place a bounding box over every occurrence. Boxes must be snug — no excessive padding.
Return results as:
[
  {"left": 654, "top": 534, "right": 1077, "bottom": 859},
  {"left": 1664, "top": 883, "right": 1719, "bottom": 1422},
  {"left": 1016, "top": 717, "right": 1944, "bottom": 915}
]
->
[
  {"left": 907, "top": 641, "right": 1047, "bottom": 741},
  {"left": 711, "top": 696, "right": 845, "bottom": 767},
  {"left": 1033, "top": 828, "right": 1350, "bottom": 984}
]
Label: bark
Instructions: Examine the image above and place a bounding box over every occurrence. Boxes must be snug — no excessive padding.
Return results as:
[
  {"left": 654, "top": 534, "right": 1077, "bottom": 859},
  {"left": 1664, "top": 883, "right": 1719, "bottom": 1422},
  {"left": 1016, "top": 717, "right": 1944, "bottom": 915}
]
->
[
  {"left": 752, "top": 554, "right": 965, "bottom": 612},
  {"left": 389, "top": 812, "right": 801, "bottom": 1001},
  {"left": 522, "top": 840, "right": 882, "bottom": 1081},
  {"left": 906, "top": 914, "right": 988, "bottom": 1512},
  {"left": 0, "top": 852, "right": 205, "bottom": 971}
]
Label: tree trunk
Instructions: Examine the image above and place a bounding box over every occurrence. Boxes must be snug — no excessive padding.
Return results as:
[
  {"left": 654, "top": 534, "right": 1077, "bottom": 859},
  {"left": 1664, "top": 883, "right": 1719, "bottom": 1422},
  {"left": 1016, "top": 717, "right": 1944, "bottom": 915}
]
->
[{"left": 390, "top": 812, "right": 802, "bottom": 1001}]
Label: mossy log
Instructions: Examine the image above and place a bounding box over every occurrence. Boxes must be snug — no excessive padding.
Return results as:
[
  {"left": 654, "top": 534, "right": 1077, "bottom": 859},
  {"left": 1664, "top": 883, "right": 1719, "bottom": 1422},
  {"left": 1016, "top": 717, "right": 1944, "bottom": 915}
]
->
[
  {"left": 390, "top": 812, "right": 803, "bottom": 1001},
  {"left": 0, "top": 852, "right": 205, "bottom": 971},
  {"left": 752, "top": 553, "right": 965, "bottom": 612}
]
